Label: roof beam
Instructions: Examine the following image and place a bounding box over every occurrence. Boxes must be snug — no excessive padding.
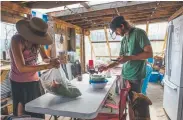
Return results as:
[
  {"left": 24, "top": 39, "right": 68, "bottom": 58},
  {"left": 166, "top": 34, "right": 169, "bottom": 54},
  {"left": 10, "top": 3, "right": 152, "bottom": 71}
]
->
[
  {"left": 25, "top": 1, "right": 85, "bottom": 9},
  {"left": 168, "top": 6, "right": 183, "bottom": 21},
  {"left": 114, "top": 8, "right": 120, "bottom": 16},
  {"left": 82, "top": 16, "right": 169, "bottom": 29},
  {"left": 71, "top": 11, "right": 174, "bottom": 26},
  {"left": 57, "top": 2, "right": 182, "bottom": 21},
  {"left": 48, "top": 1, "right": 156, "bottom": 17},
  {"left": 80, "top": 2, "right": 90, "bottom": 9},
  {"left": 1, "top": 1, "right": 31, "bottom": 14}
]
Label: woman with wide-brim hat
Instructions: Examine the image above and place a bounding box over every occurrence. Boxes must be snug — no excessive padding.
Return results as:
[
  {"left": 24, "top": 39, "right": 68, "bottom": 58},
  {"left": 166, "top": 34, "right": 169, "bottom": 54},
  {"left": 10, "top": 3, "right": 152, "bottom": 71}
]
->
[{"left": 9, "top": 17, "right": 61, "bottom": 118}]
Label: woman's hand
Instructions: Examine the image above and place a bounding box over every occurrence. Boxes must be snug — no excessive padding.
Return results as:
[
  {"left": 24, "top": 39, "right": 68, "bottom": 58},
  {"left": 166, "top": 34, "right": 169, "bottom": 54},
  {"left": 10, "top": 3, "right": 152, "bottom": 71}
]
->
[{"left": 50, "top": 58, "right": 60, "bottom": 68}]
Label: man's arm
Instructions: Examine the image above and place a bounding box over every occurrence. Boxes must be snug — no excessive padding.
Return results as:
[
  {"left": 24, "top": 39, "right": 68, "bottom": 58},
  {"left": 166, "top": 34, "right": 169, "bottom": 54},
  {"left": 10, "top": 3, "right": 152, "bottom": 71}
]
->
[{"left": 127, "top": 45, "right": 153, "bottom": 61}]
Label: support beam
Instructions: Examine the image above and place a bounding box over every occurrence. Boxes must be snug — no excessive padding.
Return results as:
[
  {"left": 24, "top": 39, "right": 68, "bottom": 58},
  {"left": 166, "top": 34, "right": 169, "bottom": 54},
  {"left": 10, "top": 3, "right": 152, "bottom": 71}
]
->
[
  {"left": 168, "top": 6, "right": 183, "bottom": 21},
  {"left": 83, "top": 17, "right": 169, "bottom": 29},
  {"left": 80, "top": 30, "right": 85, "bottom": 73},
  {"left": 1, "top": 11, "right": 25, "bottom": 24},
  {"left": 104, "top": 26, "right": 111, "bottom": 59},
  {"left": 48, "top": 1, "right": 155, "bottom": 17},
  {"left": 83, "top": 29, "right": 86, "bottom": 72},
  {"left": 59, "top": 3, "right": 180, "bottom": 21},
  {"left": 80, "top": 2, "right": 90, "bottom": 9},
  {"left": 115, "top": 8, "right": 120, "bottom": 16},
  {"left": 146, "top": 21, "right": 149, "bottom": 35},
  {"left": 25, "top": 1, "right": 85, "bottom": 9},
  {"left": 50, "top": 1, "right": 182, "bottom": 19},
  {"left": 88, "top": 35, "right": 95, "bottom": 59},
  {"left": 1, "top": 1, "right": 31, "bottom": 14},
  {"left": 96, "top": 56, "right": 118, "bottom": 58}
]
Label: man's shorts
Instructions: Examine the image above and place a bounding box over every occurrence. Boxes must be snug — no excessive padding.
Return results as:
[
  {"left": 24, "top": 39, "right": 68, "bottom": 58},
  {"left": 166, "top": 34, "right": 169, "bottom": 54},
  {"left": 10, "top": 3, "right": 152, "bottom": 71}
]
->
[{"left": 125, "top": 80, "right": 143, "bottom": 101}]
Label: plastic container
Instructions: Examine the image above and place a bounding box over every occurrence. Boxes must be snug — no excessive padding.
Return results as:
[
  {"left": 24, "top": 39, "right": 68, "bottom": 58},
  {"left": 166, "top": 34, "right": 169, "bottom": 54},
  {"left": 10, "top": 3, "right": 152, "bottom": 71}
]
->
[
  {"left": 141, "top": 64, "right": 153, "bottom": 95},
  {"left": 90, "top": 80, "right": 108, "bottom": 89},
  {"left": 147, "top": 58, "right": 153, "bottom": 64},
  {"left": 91, "top": 82, "right": 107, "bottom": 89},
  {"left": 149, "top": 72, "right": 160, "bottom": 83}
]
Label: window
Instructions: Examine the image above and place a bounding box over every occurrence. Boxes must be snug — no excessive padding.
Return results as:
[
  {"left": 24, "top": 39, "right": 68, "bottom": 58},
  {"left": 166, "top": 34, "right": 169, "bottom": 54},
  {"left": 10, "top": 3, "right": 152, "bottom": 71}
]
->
[
  {"left": 107, "top": 29, "right": 123, "bottom": 41},
  {"left": 110, "top": 42, "right": 121, "bottom": 56},
  {"left": 92, "top": 43, "right": 110, "bottom": 56},
  {"left": 148, "top": 22, "right": 168, "bottom": 40},
  {"left": 135, "top": 24, "right": 146, "bottom": 31},
  {"left": 90, "top": 29, "right": 106, "bottom": 41},
  {"left": 0, "top": 22, "right": 17, "bottom": 59}
]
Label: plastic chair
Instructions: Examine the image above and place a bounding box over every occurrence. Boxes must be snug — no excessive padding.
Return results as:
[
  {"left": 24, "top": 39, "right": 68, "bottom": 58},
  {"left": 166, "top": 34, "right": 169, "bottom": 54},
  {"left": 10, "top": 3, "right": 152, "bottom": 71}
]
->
[{"left": 93, "top": 81, "right": 131, "bottom": 120}]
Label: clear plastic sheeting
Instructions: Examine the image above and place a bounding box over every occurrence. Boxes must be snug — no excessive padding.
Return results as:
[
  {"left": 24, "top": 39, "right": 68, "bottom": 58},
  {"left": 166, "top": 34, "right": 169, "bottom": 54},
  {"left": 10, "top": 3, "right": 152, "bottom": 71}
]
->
[
  {"left": 90, "top": 29, "right": 106, "bottom": 41},
  {"left": 135, "top": 24, "right": 146, "bottom": 32},
  {"left": 92, "top": 43, "right": 109, "bottom": 56},
  {"left": 0, "top": 22, "right": 17, "bottom": 59},
  {"left": 148, "top": 22, "right": 168, "bottom": 40},
  {"left": 110, "top": 42, "right": 121, "bottom": 56}
]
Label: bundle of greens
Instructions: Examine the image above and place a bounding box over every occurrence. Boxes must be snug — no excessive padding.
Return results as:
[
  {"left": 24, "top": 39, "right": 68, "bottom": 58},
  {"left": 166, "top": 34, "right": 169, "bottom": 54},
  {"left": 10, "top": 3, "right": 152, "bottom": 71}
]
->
[{"left": 40, "top": 66, "right": 81, "bottom": 98}]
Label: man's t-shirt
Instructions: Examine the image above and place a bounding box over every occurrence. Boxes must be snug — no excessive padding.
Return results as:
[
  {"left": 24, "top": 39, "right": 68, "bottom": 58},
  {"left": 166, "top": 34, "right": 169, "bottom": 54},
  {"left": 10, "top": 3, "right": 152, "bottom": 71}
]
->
[{"left": 120, "top": 28, "right": 151, "bottom": 80}]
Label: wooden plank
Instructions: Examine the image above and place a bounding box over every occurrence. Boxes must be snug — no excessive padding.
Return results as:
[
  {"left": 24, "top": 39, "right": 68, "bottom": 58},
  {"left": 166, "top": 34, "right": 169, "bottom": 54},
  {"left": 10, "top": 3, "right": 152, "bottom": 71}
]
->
[
  {"left": 168, "top": 6, "right": 183, "bottom": 21},
  {"left": 146, "top": 21, "right": 149, "bottom": 35},
  {"left": 80, "top": 32, "right": 84, "bottom": 73},
  {"left": 92, "top": 41, "right": 121, "bottom": 43},
  {"left": 104, "top": 26, "right": 112, "bottom": 59},
  {"left": 96, "top": 56, "right": 118, "bottom": 58},
  {"left": 48, "top": 1, "right": 155, "bottom": 17},
  {"left": 1, "top": 1, "right": 31, "bottom": 14},
  {"left": 1, "top": 12, "right": 24, "bottom": 24},
  {"left": 81, "top": 15, "right": 170, "bottom": 29},
  {"left": 62, "top": 7, "right": 176, "bottom": 22},
  {"left": 80, "top": 2, "right": 90, "bottom": 9},
  {"left": 56, "top": 1, "right": 183, "bottom": 21},
  {"left": 25, "top": 1, "right": 84, "bottom": 9},
  {"left": 115, "top": 8, "right": 120, "bottom": 16},
  {"left": 88, "top": 35, "right": 95, "bottom": 59},
  {"left": 82, "top": 29, "right": 86, "bottom": 72}
]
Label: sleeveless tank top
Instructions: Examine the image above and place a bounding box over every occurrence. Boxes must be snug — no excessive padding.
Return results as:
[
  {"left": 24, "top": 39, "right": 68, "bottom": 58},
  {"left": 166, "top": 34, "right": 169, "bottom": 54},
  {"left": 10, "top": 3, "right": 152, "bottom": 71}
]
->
[{"left": 9, "top": 34, "right": 39, "bottom": 82}]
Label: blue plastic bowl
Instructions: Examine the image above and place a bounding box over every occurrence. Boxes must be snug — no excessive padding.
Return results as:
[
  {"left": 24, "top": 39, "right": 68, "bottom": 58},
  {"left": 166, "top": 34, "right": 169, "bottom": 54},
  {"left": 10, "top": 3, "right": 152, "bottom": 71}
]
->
[{"left": 89, "top": 79, "right": 108, "bottom": 84}]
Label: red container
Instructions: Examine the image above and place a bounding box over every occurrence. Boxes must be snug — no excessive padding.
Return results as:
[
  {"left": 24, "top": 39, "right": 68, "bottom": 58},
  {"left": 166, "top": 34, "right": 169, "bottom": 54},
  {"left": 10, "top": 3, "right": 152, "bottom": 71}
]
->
[{"left": 89, "top": 60, "right": 94, "bottom": 69}]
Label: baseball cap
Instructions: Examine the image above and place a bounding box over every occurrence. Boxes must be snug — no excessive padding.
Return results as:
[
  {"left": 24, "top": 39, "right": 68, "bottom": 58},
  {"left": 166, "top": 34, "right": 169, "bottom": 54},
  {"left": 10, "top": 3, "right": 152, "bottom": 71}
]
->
[{"left": 110, "top": 16, "right": 126, "bottom": 33}]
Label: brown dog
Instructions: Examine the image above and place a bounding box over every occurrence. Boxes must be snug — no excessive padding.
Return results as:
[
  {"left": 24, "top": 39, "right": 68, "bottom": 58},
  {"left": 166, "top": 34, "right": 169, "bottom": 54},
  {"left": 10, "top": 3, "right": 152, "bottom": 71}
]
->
[{"left": 131, "top": 91, "right": 152, "bottom": 120}]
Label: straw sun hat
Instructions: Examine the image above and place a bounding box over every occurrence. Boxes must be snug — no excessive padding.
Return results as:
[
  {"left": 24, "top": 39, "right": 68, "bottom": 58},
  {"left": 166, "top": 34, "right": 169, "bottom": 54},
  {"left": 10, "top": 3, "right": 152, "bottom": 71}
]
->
[{"left": 16, "top": 17, "right": 53, "bottom": 45}]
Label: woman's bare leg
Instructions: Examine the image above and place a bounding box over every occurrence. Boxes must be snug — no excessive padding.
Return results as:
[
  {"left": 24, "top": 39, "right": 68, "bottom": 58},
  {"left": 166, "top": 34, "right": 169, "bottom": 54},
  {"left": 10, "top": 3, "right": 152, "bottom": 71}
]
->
[{"left": 17, "top": 103, "right": 23, "bottom": 116}]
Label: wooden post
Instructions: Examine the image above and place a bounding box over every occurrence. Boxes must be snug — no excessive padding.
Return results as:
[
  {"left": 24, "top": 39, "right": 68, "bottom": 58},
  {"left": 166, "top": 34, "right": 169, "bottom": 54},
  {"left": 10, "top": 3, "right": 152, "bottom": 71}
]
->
[
  {"left": 104, "top": 26, "right": 111, "bottom": 59},
  {"left": 88, "top": 35, "right": 95, "bottom": 59},
  {"left": 82, "top": 29, "right": 86, "bottom": 72},
  {"left": 80, "top": 30, "right": 85, "bottom": 73},
  {"left": 168, "top": 6, "right": 183, "bottom": 22},
  {"left": 146, "top": 21, "right": 149, "bottom": 35}
]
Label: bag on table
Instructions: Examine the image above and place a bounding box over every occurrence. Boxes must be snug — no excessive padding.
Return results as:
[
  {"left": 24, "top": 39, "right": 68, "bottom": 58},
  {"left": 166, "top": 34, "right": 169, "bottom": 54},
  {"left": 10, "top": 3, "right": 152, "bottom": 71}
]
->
[{"left": 40, "top": 66, "right": 82, "bottom": 98}]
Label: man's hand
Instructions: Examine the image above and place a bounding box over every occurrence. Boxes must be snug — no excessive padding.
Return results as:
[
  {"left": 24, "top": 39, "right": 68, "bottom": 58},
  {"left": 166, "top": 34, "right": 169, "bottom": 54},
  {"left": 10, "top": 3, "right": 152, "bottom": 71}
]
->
[
  {"left": 118, "top": 56, "right": 131, "bottom": 63},
  {"left": 98, "top": 65, "right": 108, "bottom": 73}
]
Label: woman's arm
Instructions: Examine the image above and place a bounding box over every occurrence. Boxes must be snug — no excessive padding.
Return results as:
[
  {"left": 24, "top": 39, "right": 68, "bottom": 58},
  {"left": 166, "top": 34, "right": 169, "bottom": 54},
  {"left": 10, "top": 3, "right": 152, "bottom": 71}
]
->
[
  {"left": 11, "top": 39, "right": 55, "bottom": 73},
  {"left": 39, "top": 45, "right": 51, "bottom": 63},
  {"left": 39, "top": 45, "right": 61, "bottom": 65}
]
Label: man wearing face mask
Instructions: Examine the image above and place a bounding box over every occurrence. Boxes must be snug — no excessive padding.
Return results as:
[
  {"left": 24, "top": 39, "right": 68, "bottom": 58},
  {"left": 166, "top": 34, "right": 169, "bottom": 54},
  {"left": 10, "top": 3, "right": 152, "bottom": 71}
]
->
[{"left": 99, "top": 16, "right": 153, "bottom": 119}]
